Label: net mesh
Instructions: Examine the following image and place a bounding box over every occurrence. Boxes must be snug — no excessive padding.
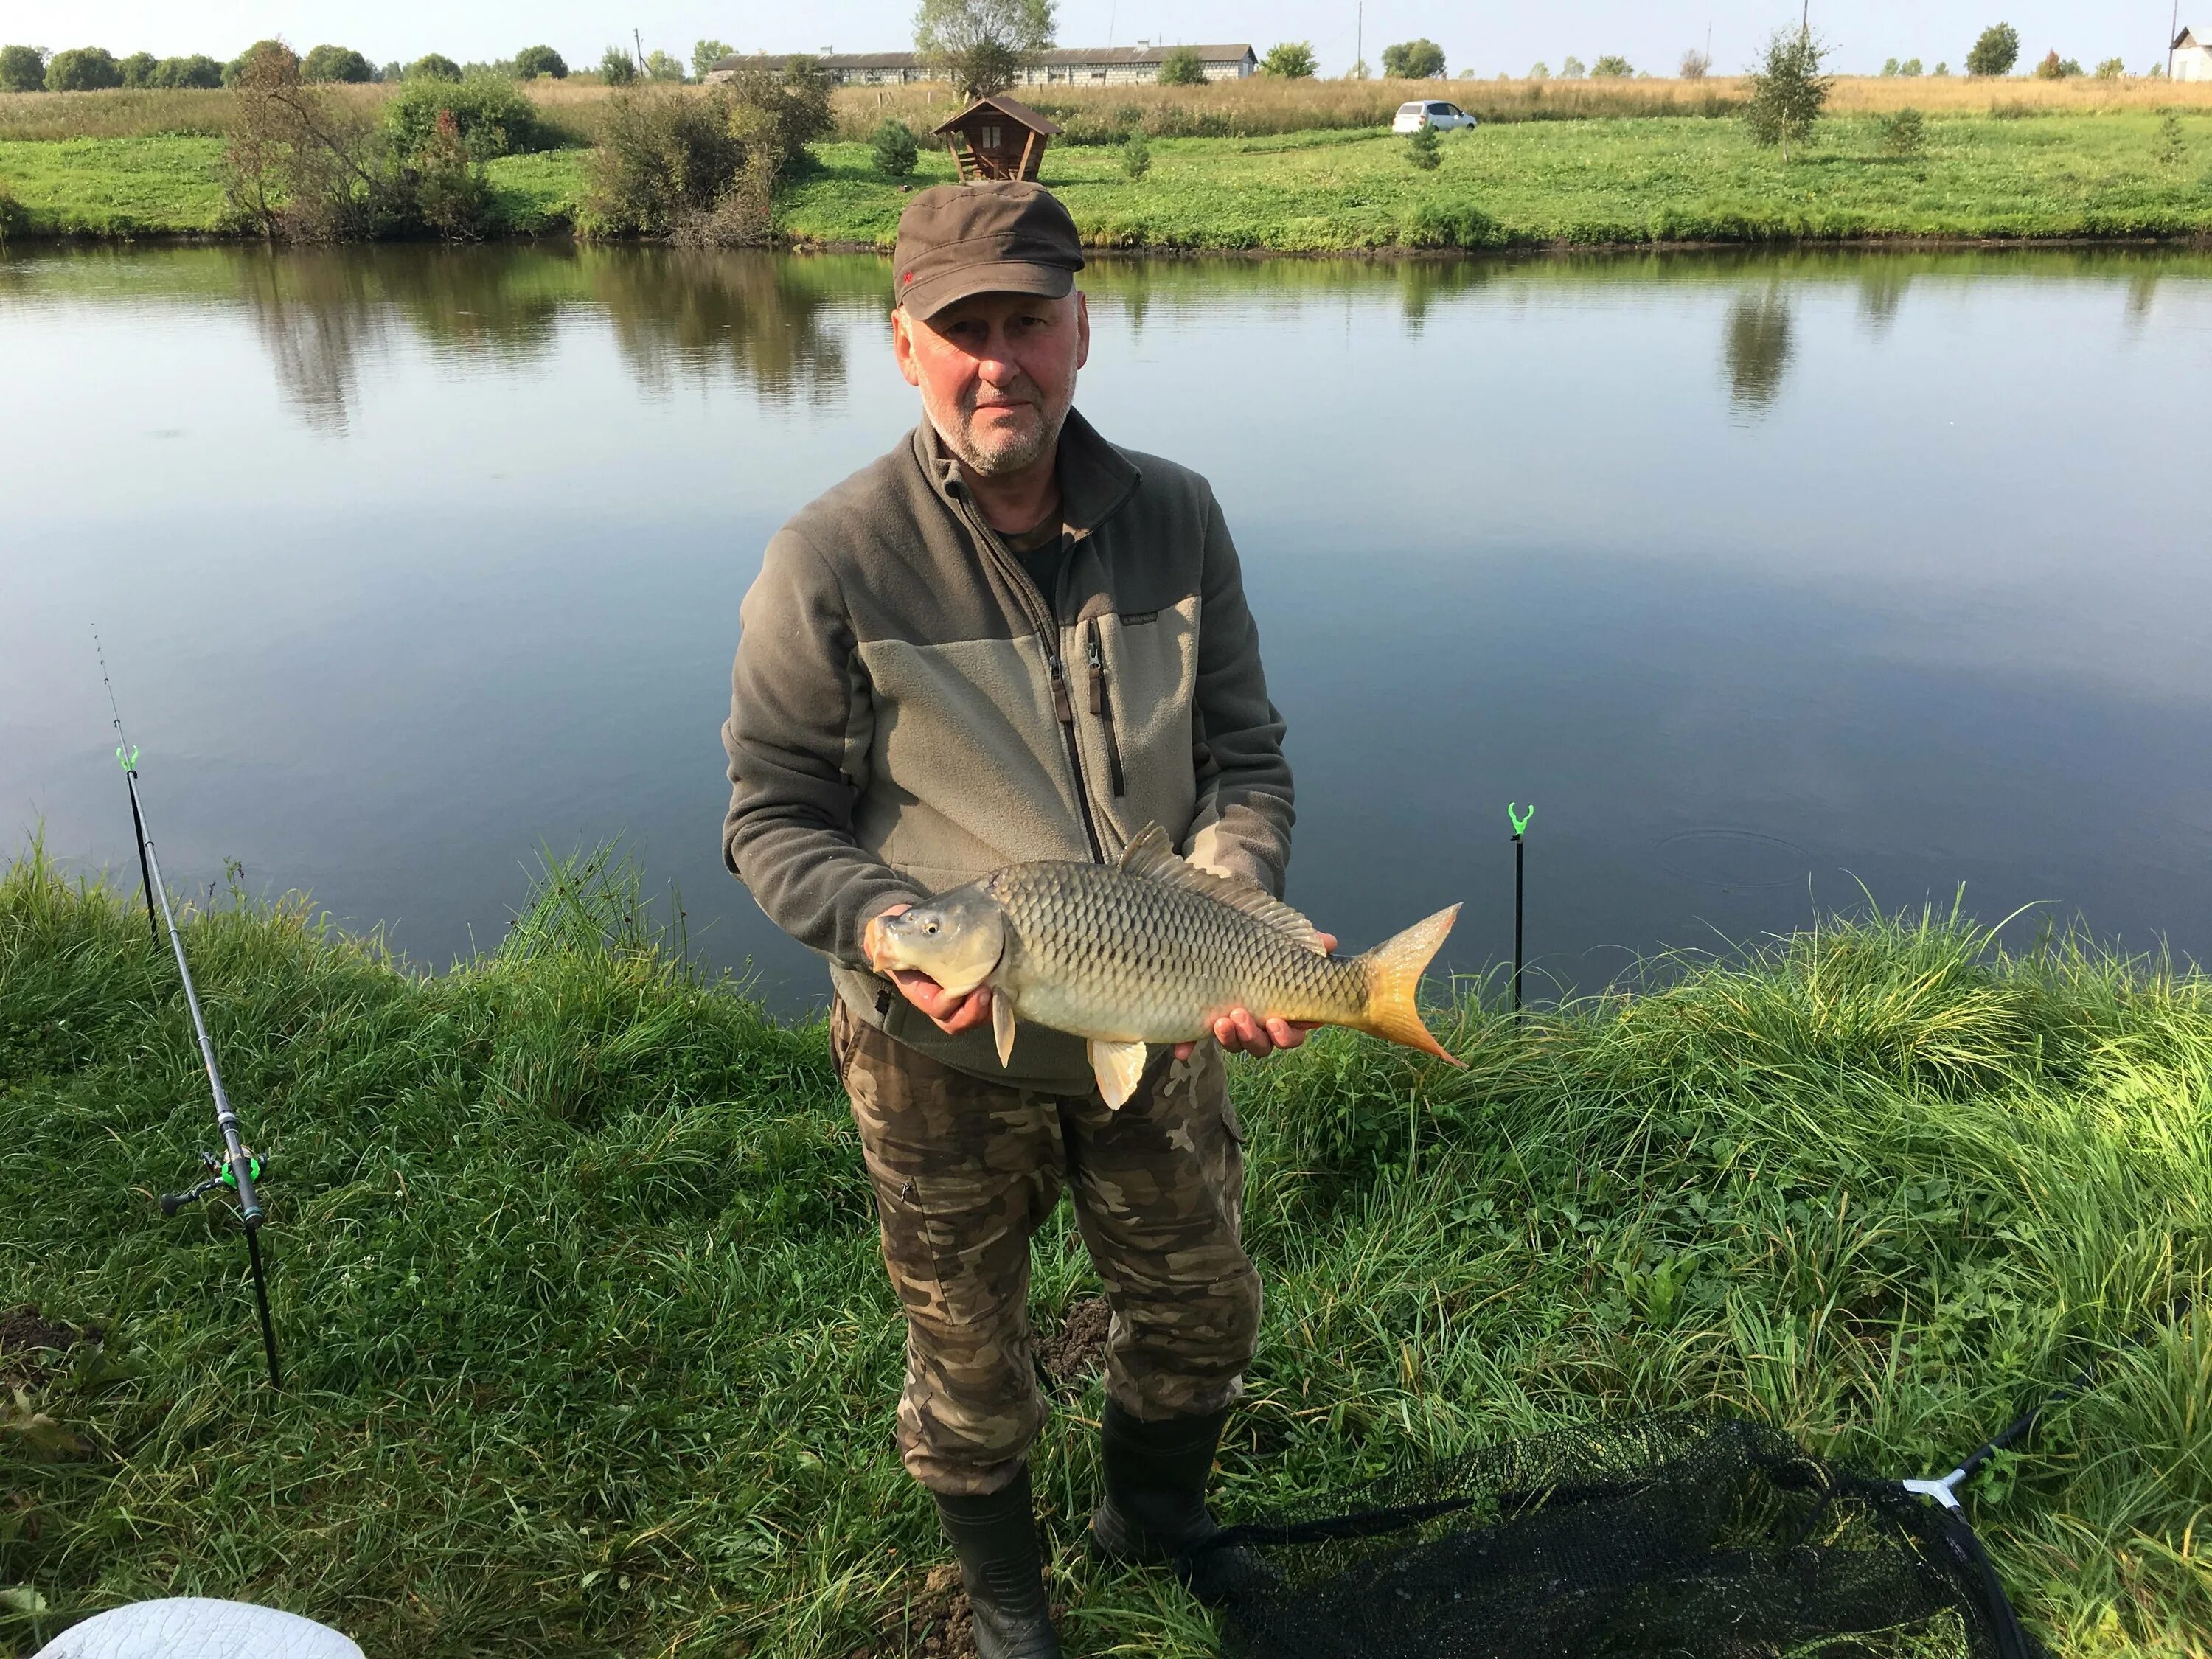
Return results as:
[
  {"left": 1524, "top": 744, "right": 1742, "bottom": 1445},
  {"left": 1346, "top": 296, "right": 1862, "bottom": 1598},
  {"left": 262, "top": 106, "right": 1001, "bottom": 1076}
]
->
[{"left": 1194, "top": 1414, "right": 2041, "bottom": 1659}]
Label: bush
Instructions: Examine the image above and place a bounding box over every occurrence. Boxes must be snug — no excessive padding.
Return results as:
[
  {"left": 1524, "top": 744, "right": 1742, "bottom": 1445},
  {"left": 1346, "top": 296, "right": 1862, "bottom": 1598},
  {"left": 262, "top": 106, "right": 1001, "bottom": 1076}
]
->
[
  {"left": 119, "top": 52, "right": 157, "bottom": 88},
  {"left": 1528, "top": 61, "right": 1551, "bottom": 81},
  {"left": 1879, "top": 106, "right": 1926, "bottom": 158},
  {"left": 0, "top": 178, "right": 24, "bottom": 242},
  {"left": 1680, "top": 49, "right": 1712, "bottom": 80},
  {"left": 149, "top": 55, "right": 223, "bottom": 89},
  {"left": 303, "top": 44, "right": 373, "bottom": 83},
  {"left": 1156, "top": 46, "right": 1205, "bottom": 86},
  {"left": 1259, "top": 41, "right": 1318, "bottom": 78},
  {"left": 1560, "top": 55, "right": 1586, "bottom": 78},
  {"left": 1382, "top": 39, "right": 1446, "bottom": 80},
  {"left": 406, "top": 53, "right": 463, "bottom": 83},
  {"left": 599, "top": 46, "right": 638, "bottom": 86},
  {"left": 1899, "top": 58, "right": 1924, "bottom": 74},
  {"left": 871, "top": 116, "right": 919, "bottom": 177},
  {"left": 514, "top": 44, "right": 568, "bottom": 80},
  {"left": 1966, "top": 24, "right": 2020, "bottom": 77},
  {"left": 2156, "top": 109, "right": 2186, "bottom": 167},
  {"left": 46, "top": 46, "right": 122, "bottom": 92},
  {"left": 384, "top": 73, "right": 552, "bottom": 159},
  {"left": 1119, "top": 131, "right": 1150, "bottom": 178},
  {"left": 583, "top": 61, "right": 832, "bottom": 243},
  {"left": 1591, "top": 55, "right": 1633, "bottom": 78},
  {"left": 0, "top": 46, "right": 46, "bottom": 93},
  {"left": 2095, "top": 57, "right": 2125, "bottom": 79},
  {"left": 1405, "top": 121, "right": 1441, "bottom": 169}
]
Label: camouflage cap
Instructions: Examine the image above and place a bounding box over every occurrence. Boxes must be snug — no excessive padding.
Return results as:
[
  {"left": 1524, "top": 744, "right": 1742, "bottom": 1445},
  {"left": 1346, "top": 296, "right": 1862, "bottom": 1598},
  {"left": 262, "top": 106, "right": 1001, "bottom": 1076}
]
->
[{"left": 892, "top": 181, "right": 1085, "bottom": 321}]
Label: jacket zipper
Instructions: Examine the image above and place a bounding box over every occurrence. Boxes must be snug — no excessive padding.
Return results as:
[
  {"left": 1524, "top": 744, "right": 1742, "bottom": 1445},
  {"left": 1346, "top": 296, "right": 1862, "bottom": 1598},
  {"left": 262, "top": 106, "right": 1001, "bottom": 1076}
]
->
[
  {"left": 957, "top": 493, "right": 1107, "bottom": 863},
  {"left": 1085, "top": 620, "right": 1127, "bottom": 798}
]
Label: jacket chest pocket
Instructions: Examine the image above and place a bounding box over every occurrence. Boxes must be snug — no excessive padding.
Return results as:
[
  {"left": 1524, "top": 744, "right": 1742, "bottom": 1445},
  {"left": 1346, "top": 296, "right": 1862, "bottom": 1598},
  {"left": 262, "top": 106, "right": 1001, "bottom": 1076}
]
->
[{"left": 1078, "top": 597, "right": 1200, "bottom": 842}]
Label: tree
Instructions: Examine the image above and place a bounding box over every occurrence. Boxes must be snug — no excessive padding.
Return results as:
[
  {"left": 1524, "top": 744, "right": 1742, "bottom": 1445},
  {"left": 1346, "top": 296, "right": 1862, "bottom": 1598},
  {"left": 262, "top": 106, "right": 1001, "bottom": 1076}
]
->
[
  {"left": 377, "top": 61, "right": 402, "bottom": 83},
  {"left": 302, "top": 45, "right": 373, "bottom": 83},
  {"left": 1528, "top": 61, "right": 1551, "bottom": 81},
  {"left": 872, "top": 116, "right": 919, "bottom": 175},
  {"left": 1879, "top": 106, "right": 1925, "bottom": 157},
  {"left": 599, "top": 46, "right": 638, "bottom": 86},
  {"left": 1933, "top": 62, "right": 1950, "bottom": 75},
  {"left": 1381, "top": 39, "right": 1446, "bottom": 79},
  {"left": 1966, "top": 24, "right": 2020, "bottom": 77},
  {"left": 0, "top": 46, "right": 47, "bottom": 93},
  {"left": 643, "top": 49, "right": 687, "bottom": 83},
  {"left": 46, "top": 46, "right": 123, "bottom": 91},
  {"left": 1560, "top": 55, "right": 1587, "bottom": 79},
  {"left": 1404, "top": 122, "right": 1441, "bottom": 168},
  {"left": 1259, "top": 41, "right": 1318, "bottom": 78},
  {"left": 1881, "top": 56, "right": 1899, "bottom": 76},
  {"left": 513, "top": 45, "right": 568, "bottom": 80},
  {"left": 1120, "top": 131, "right": 1151, "bottom": 178},
  {"left": 914, "top": 0, "right": 1056, "bottom": 97},
  {"left": 2094, "top": 57, "right": 2125, "bottom": 79},
  {"left": 1156, "top": 46, "right": 1205, "bottom": 85},
  {"left": 1591, "top": 55, "right": 1632, "bottom": 78},
  {"left": 119, "top": 52, "right": 158, "bottom": 88},
  {"left": 150, "top": 55, "right": 223, "bottom": 89},
  {"left": 1900, "top": 58, "right": 1924, "bottom": 75},
  {"left": 692, "top": 40, "right": 733, "bottom": 78},
  {"left": 1743, "top": 25, "right": 1831, "bottom": 160},
  {"left": 1680, "top": 49, "right": 1711, "bottom": 80},
  {"left": 224, "top": 41, "right": 288, "bottom": 86},
  {"left": 408, "top": 53, "right": 462, "bottom": 82}
]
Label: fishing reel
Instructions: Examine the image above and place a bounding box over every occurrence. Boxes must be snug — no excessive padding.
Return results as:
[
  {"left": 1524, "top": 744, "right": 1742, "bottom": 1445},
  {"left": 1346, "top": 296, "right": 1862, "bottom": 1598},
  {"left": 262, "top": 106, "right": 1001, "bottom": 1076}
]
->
[{"left": 161, "top": 1148, "right": 269, "bottom": 1217}]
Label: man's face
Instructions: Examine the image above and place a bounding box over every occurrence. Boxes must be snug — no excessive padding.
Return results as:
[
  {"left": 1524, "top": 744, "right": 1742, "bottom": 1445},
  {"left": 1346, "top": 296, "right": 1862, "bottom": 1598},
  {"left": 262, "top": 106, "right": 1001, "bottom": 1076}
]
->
[{"left": 892, "top": 288, "right": 1090, "bottom": 479}]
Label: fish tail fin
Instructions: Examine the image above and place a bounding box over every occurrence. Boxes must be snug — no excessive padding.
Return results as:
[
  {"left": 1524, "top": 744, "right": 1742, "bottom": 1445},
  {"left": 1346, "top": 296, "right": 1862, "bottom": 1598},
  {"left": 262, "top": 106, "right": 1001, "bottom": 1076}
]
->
[{"left": 1355, "top": 903, "right": 1465, "bottom": 1066}]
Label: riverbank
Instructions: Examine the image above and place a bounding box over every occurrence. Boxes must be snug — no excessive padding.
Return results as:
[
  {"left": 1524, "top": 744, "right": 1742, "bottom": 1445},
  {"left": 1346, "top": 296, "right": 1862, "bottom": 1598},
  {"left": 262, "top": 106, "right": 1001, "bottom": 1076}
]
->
[
  {"left": 4, "top": 107, "right": 2211, "bottom": 248},
  {"left": 1, "top": 847, "right": 2205, "bottom": 1655}
]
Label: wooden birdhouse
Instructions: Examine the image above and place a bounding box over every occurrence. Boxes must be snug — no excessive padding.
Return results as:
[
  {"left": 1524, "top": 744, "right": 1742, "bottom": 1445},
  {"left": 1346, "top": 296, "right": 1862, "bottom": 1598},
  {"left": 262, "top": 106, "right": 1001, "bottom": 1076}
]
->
[{"left": 931, "top": 94, "right": 1063, "bottom": 182}]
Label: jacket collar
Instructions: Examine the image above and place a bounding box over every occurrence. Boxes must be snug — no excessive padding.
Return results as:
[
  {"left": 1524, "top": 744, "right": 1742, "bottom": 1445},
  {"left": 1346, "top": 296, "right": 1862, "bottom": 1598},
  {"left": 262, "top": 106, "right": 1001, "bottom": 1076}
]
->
[{"left": 911, "top": 407, "right": 1141, "bottom": 548}]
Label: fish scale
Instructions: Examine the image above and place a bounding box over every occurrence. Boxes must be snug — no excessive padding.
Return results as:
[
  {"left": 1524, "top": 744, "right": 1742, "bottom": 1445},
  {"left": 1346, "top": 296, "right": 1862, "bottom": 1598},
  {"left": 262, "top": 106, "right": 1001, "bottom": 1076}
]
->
[{"left": 985, "top": 860, "right": 1366, "bottom": 1042}]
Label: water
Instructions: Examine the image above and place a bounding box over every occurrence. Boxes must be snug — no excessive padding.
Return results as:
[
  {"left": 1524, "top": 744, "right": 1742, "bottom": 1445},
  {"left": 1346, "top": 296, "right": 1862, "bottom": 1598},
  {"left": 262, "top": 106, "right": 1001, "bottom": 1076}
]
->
[{"left": 5, "top": 244, "right": 2210, "bottom": 1010}]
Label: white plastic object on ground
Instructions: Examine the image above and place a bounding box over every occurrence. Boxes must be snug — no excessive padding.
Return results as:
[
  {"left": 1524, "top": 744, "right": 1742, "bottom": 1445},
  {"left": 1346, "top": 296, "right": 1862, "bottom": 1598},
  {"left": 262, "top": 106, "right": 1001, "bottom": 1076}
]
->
[{"left": 32, "top": 1596, "right": 364, "bottom": 1659}]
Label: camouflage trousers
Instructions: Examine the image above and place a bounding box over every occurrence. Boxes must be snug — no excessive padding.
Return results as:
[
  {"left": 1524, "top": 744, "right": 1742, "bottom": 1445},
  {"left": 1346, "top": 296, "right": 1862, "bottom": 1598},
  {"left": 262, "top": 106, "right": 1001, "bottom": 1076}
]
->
[{"left": 832, "top": 999, "right": 1262, "bottom": 1497}]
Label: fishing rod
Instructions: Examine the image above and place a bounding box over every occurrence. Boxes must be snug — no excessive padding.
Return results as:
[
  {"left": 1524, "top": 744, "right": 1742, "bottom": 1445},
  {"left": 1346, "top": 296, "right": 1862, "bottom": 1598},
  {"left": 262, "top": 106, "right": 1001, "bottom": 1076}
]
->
[
  {"left": 96, "top": 630, "right": 282, "bottom": 1391},
  {"left": 1507, "top": 803, "right": 1533, "bottom": 1020}
]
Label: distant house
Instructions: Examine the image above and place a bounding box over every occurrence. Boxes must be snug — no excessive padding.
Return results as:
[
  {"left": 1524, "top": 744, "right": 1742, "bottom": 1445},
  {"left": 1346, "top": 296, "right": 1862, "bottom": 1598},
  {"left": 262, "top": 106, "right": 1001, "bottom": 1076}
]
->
[
  {"left": 706, "top": 44, "right": 1257, "bottom": 88},
  {"left": 2174, "top": 27, "right": 2212, "bottom": 80}
]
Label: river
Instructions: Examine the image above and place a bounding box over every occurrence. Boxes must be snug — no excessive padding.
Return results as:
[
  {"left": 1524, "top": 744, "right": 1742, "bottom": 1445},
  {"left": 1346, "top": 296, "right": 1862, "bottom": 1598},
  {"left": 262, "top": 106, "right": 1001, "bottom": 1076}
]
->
[{"left": 4, "top": 244, "right": 2209, "bottom": 1009}]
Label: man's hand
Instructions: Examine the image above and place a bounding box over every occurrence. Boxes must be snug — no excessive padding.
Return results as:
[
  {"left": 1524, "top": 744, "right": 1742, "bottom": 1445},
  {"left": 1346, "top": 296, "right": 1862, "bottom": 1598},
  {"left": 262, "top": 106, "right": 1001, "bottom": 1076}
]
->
[
  {"left": 866, "top": 903, "right": 994, "bottom": 1037},
  {"left": 1174, "top": 933, "right": 1336, "bottom": 1061}
]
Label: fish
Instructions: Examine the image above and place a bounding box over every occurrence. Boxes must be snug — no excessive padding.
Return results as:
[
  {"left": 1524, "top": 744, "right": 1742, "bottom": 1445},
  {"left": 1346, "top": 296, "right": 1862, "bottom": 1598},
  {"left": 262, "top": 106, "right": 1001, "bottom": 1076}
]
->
[{"left": 865, "top": 824, "right": 1465, "bottom": 1107}]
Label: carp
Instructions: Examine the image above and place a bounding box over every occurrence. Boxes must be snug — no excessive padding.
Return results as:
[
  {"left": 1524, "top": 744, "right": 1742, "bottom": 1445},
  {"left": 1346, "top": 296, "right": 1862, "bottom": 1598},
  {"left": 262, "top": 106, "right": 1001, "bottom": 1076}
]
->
[{"left": 865, "top": 824, "right": 1464, "bottom": 1107}]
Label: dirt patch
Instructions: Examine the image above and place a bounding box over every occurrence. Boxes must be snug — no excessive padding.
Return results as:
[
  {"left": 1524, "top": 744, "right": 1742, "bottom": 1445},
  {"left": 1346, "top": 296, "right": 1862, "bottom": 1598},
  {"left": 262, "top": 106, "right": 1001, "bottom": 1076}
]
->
[
  {"left": 858, "top": 1563, "right": 1071, "bottom": 1659},
  {"left": 0, "top": 1304, "right": 100, "bottom": 1391},
  {"left": 1035, "top": 1296, "right": 1111, "bottom": 1391}
]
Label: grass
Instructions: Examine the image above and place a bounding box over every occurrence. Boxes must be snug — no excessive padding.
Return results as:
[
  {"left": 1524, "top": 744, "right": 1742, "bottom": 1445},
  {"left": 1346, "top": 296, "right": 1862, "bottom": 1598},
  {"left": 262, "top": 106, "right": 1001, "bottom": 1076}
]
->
[
  {"left": 1, "top": 843, "right": 2206, "bottom": 1657},
  {"left": 4, "top": 111, "right": 2211, "bottom": 248}
]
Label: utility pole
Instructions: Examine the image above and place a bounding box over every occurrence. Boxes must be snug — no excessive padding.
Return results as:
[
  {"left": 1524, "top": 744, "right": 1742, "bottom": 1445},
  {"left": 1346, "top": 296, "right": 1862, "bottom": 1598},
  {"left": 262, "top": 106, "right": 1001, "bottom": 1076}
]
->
[
  {"left": 2171, "top": 0, "right": 2182, "bottom": 77},
  {"left": 633, "top": 27, "right": 645, "bottom": 76},
  {"left": 1357, "top": 1, "right": 1364, "bottom": 77}
]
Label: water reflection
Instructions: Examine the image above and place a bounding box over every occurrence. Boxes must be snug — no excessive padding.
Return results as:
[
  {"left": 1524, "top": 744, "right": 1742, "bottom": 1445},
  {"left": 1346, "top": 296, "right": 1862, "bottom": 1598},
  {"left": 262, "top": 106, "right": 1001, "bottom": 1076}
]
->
[
  {"left": 587, "top": 249, "right": 863, "bottom": 402},
  {"left": 1855, "top": 263, "right": 1910, "bottom": 334},
  {"left": 1723, "top": 286, "right": 1794, "bottom": 414}
]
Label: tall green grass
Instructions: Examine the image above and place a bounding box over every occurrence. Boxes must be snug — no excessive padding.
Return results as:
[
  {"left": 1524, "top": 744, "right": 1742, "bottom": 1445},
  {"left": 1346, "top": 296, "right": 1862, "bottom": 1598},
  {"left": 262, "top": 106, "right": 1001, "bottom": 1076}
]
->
[{"left": 1, "top": 845, "right": 2205, "bottom": 1656}]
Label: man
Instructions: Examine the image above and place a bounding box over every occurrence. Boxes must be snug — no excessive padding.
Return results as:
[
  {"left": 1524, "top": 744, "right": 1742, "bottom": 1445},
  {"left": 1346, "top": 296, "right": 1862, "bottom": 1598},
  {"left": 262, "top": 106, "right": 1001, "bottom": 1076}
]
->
[{"left": 722, "top": 181, "right": 1309, "bottom": 1658}]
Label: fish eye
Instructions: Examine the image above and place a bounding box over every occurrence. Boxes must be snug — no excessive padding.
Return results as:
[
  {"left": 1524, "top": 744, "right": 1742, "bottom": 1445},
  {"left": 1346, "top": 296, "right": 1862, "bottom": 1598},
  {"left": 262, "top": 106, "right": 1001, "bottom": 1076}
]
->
[{"left": 924, "top": 920, "right": 939, "bottom": 934}]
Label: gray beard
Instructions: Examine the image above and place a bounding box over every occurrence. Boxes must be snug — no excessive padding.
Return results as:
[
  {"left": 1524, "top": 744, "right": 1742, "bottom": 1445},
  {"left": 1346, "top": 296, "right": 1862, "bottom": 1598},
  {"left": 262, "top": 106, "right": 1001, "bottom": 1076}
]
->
[{"left": 928, "top": 389, "right": 1073, "bottom": 479}]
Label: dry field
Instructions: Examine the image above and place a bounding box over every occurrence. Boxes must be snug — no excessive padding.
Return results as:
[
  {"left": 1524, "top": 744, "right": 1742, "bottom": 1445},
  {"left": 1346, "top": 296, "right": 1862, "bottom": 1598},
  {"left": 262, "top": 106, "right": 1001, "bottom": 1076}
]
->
[{"left": 7, "top": 72, "right": 2209, "bottom": 146}]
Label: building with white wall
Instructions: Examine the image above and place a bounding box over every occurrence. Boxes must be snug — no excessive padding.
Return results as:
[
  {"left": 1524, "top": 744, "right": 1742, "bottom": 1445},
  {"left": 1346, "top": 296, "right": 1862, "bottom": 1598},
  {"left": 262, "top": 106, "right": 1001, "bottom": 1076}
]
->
[
  {"left": 707, "top": 45, "right": 1257, "bottom": 88},
  {"left": 2172, "top": 27, "right": 2212, "bottom": 79}
]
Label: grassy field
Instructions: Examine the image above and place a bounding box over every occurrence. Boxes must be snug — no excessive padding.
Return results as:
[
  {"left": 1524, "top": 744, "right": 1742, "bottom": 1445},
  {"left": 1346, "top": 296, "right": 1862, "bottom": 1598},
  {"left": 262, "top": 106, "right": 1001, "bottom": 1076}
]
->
[
  {"left": 5, "top": 75, "right": 2211, "bottom": 145},
  {"left": 0, "top": 845, "right": 2206, "bottom": 1657},
  {"left": 4, "top": 109, "right": 2211, "bottom": 247}
]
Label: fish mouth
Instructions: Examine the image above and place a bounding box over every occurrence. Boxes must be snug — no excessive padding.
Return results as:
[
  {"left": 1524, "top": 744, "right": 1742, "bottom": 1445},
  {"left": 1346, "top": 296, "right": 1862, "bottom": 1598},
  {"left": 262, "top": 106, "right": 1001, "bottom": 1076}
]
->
[{"left": 863, "top": 914, "right": 1004, "bottom": 998}]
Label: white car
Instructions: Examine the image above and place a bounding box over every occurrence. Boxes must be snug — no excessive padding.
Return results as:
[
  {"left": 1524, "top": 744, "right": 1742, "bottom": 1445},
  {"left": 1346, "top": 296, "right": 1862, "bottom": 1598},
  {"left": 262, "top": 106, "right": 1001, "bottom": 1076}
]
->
[{"left": 1393, "top": 100, "right": 1479, "bottom": 133}]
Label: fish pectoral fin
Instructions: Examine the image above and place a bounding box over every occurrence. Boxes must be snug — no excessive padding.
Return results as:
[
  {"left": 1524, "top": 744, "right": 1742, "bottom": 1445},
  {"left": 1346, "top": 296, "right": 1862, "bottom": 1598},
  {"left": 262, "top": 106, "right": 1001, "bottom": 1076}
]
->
[
  {"left": 992, "top": 992, "right": 1018, "bottom": 1068},
  {"left": 1088, "top": 1039, "right": 1150, "bottom": 1110}
]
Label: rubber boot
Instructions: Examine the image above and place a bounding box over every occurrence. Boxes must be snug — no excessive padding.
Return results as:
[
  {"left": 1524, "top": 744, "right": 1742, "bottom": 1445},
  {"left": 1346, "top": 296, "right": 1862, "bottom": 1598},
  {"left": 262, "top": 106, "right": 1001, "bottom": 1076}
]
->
[
  {"left": 1089, "top": 1399, "right": 1270, "bottom": 1605},
  {"left": 933, "top": 1463, "right": 1061, "bottom": 1659}
]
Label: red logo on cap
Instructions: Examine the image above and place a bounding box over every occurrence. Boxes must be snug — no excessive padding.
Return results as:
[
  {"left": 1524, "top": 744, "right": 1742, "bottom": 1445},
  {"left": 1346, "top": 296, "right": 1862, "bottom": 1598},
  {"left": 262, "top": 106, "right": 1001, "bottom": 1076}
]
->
[{"left": 902, "top": 271, "right": 914, "bottom": 283}]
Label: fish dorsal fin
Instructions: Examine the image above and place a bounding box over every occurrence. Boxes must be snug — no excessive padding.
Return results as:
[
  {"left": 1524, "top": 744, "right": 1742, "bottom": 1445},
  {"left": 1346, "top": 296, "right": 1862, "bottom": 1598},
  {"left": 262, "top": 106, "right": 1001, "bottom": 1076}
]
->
[{"left": 1116, "top": 824, "right": 1326, "bottom": 953}]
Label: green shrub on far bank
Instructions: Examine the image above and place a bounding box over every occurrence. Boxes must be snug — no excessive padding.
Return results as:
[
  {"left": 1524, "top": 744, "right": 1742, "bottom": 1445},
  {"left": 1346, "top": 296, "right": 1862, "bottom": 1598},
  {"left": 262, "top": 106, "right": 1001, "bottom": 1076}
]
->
[
  {"left": 383, "top": 72, "right": 555, "bottom": 160},
  {"left": 870, "top": 116, "right": 918, "bottom": 178},
  {"left": 1405, "top": 121, "right": 1441, "bottom": 169},
  {"left": 0, "top": 177, "right": 22, "bottom": 240},
  {"left": 1119, "top": 131, "right": 1151, "bottom": 179},
  {"left": 1880, "top": 106, "right": 1927, "bottom": 158},
  {"left": 597, "top": 46, "right": 638, "bottom": 86},
  {"left": 147, "top": 55, "right": 223, "bottom": 91},
  {"left": 1156, "top": 46, "right": 1205, "bottom": 86},
  {"left": 118, "top": 52, "right": 158, "bottom": 89}
]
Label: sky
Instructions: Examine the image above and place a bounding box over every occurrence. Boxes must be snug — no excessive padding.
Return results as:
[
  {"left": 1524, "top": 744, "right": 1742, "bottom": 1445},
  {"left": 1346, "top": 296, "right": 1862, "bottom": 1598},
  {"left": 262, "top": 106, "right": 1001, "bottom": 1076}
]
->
[{"left": 1, "top": 2, "right": 2186, "bottom": 80}]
